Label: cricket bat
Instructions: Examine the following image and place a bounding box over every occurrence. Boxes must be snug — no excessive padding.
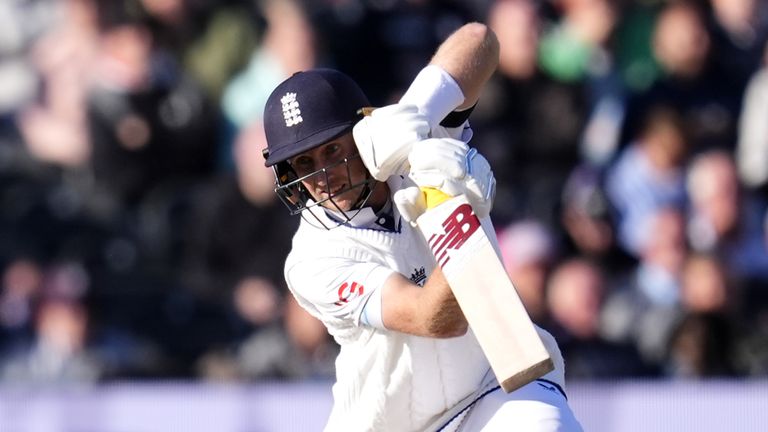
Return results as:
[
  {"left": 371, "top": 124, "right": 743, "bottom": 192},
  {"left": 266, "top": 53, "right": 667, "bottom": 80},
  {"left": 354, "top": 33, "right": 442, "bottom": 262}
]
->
[{"left": 416, "top": 187, "right": 554, "bottom": 393}]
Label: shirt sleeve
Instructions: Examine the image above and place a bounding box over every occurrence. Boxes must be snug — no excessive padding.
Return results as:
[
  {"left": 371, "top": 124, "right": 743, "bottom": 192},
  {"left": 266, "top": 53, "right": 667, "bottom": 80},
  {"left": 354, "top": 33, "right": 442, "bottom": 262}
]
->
[{"left": 286, "top": 256, "right": 395, "bottom": 329}]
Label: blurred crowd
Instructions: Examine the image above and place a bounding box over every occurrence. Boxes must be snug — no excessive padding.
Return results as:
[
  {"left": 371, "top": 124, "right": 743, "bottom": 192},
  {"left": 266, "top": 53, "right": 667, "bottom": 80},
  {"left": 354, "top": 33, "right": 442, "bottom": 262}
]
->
[{"left": 0, "top": 0, "right": 766, "bottom": 386}]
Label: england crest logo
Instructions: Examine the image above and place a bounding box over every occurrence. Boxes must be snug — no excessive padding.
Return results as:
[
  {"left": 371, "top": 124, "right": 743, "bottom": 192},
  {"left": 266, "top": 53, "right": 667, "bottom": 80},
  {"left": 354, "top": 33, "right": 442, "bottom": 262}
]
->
[{"left": 281, "top": 92, "right": 303, "bottom": 127}]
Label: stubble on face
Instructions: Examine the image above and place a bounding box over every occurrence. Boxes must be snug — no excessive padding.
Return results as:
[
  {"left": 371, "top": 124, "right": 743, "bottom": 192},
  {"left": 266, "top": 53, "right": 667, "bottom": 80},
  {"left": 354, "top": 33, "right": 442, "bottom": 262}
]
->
[{"left": 292, "top": 134, "right": 368, "bottom": 212}]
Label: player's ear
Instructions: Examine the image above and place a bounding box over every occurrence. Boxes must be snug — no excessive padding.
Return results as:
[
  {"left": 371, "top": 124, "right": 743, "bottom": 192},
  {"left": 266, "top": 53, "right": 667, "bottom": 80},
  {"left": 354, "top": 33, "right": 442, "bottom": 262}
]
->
[
  {"left": 263, "top": 148, "right": 301, "bottom": 204},
  {"left": 357, "top": 107, "right": 377, "bottom": 117}
]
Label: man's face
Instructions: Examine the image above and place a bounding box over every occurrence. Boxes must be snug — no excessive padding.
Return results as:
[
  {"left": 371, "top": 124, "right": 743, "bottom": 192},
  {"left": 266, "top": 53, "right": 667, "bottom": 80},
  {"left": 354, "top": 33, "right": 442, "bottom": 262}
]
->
[{"left": 289, "top": 132, "right": 369, "bottom": 212}]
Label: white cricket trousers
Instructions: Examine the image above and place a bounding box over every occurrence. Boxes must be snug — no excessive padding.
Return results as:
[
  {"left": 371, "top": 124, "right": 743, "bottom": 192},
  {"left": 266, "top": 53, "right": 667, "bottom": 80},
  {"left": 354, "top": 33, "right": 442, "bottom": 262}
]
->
[{"left": 444, "top": 380, "right": 584, "bottom": 431}]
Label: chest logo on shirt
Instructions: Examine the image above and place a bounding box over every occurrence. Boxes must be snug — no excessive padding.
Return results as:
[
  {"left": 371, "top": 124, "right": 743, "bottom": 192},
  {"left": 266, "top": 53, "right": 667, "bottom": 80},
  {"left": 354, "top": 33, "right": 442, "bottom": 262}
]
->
[
  {"left": 410, "top": 266, "right": 427, "bottom": 286},
  {"left": 334, "top": 281, "right": 364, "bottom": 306}
]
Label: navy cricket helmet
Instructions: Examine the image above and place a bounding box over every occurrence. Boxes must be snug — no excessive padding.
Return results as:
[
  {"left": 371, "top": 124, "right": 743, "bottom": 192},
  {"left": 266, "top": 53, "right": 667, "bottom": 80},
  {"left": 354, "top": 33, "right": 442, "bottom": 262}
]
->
[{"left": 262, "top": 68, "right": 370, "bottom": 167}]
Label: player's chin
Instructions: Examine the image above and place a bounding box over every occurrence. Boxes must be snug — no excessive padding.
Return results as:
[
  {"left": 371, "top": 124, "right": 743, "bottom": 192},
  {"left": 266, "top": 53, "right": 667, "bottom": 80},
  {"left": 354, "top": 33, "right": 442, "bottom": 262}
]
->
[
  {"left": 325, "top": 197, "right": 355, "bottom": 212},
  {"left": 325, "top": 190, "right": 360, "bottom": 212}
]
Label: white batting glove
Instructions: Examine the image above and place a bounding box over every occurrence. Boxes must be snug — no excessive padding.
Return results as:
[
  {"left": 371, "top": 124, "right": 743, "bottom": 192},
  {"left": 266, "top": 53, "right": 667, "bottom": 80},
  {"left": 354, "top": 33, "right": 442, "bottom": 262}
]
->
[
  {"left": 352, "top": 104, "right": 430, "bottom": 181},
  {"left": 393, "top": 182, "right": 427, "bottom": 225},
  {"left": 395, "top": 138, "right": 496, "bottom": 225},
  {"left": 462, "top": 148, "right": 496, "bottom": 219}
]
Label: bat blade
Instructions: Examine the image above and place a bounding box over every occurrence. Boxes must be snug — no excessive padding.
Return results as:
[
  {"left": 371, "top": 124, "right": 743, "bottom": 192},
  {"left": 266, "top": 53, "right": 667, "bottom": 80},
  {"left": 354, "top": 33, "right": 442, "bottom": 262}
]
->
[{"left": 416, "top": 194, "right": 553, "bottom": 393}]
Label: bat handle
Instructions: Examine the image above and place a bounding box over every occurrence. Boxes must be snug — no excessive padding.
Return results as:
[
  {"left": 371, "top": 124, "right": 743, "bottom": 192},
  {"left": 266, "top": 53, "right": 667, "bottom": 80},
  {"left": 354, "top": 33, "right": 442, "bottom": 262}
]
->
[{"left": 421, "top": 187, "right": 453, "bottom": 209}]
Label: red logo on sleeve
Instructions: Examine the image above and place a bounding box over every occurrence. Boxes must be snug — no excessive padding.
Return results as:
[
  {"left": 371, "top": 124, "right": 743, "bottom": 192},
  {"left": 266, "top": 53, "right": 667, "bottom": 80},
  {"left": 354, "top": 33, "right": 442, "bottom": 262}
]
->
[
  {"left": 334, "top": 281, "right": 365, "bottom": 306},
  {"left": 427, "top": 203, "right": 480, "bottom": 268}
]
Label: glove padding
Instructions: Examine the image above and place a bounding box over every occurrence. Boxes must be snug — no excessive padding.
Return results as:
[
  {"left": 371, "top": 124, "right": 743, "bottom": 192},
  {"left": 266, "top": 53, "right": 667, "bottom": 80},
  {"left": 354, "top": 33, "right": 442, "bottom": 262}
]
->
[
  {"left": 352, "top": 104, "right": 430, "bottom": 181},
  {"left": 393, "top": 181, "right": 427, "bottom": 225},
  {"left": 394, "top": 137, "right": 496, "bottom": 225}
]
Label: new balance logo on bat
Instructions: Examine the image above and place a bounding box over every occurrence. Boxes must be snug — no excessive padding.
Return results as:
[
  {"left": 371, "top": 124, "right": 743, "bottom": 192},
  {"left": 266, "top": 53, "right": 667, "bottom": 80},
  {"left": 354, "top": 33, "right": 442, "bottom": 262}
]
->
[{"left": 427, "top": 203, "right": 480, "bottom": 268}]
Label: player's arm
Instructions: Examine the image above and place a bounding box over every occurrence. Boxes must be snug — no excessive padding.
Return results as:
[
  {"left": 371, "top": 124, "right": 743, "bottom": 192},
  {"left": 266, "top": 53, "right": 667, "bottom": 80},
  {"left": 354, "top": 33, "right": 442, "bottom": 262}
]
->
[
  {"left": 287, "top": 255, "right": 467, "bottom": 338},
  {"left": 353, "top": 23, "right": 498, "bottom": 181},
  {"left": 379, "top": 267, "right": 468, "bottom": 338},
  {"left": 377, "top": 138, "right": 496, "bottom": 338},
  {"left": 426, "top": 21, "right": 500, "bottom": 111},
  {"left": 399, "top": 22, "right": 499, "bottom": 127}
]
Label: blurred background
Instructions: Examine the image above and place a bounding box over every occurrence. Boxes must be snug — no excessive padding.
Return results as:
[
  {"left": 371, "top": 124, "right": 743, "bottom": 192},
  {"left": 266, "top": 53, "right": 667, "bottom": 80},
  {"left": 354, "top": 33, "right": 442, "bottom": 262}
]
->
[{"left": 0, "top": 0, "right": 767, "bottom": 430}]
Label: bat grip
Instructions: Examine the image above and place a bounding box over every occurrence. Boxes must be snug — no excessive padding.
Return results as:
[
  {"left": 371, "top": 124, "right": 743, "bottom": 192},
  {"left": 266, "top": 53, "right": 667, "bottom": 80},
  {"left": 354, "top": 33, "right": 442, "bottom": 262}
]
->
[{"left": 421, "top": 187, "right": 452, "bottom": 209}]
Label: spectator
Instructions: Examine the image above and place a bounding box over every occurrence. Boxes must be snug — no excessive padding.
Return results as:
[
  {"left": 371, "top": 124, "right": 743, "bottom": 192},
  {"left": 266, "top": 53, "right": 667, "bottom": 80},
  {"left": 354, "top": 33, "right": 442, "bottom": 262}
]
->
[
  {"left": 221, "top": 0, "right": 317, "bottom": 132},
  {"left": 537, "top": 0, "right": 626, "bottom": 166},
  {"left": 0, "top": 0, "right": 51, "bottom": 132},
  {"left": 219, "top": 0, "right": 319, "bottom": 171},
  {"left": 0, "top": 262, "right": 104, "bottom": 385},
  {"left": 684, "top": 152, "right": 768, "bottom": 375},
  {"left": 559, "top": 164, "right": 637, "bottom": 281},
  {"left": 197, "top": 278, "right": 337, "bottom": 381},
  {"left": 602, "top": 207, "right": 688, "bottom": 368},
  {"left": 0, "top": 298, "right": 103, "bottom": 384},
  {"left": 707, "top": 0, "right": 768, "bottom": 93},
  {"left": 622, "top": 0, "right": 742, "bottom": 153},
  {"left": 680, "top": 253, "right": 734, "bottom": 315},
  {"left": 137, "top": 0, "right": 259, "bottom": 102},
  {"left": 196, "top": 276, "right": 284, "bottom": 380},
  {"left": 736, "top": 40, "right": 768, "bottom": 195},
  {"left": 665, "top": 312, "right": 741, "bottom": 378},
  {"left": 498, "top": 219, "right": 558, "bottom": 323},
  {"left": 268, "top": 295, "right": 337, "bottom": 380},
  {"left": 606, "top": 105, "right": 688, "bottom": 257},
  {"left": 85, "top": 7, "right": 218, "bottom": 216},
  {"left": 671, "top": 252, "right": 753, "bottom": 378},
  {"left": 176, "top": 121, "right": 298, "bottom": 300},
  {"left": 177, "top": 121, "right": 299, "bottom": 378},
  {"left": 686, "top": 150, "right": 768, "bottom": 283},
  {"left": 473, "top": 0, "right": 588, "bottom": 227},
  {"left": 0, "top": 258, "right": 44, "bottom": 353},
  {"left": 319, "top": 0, "right": 477, "bottom": 106},
  {"left": 16, "top": 0, "right": 99, "bottom": 169},
  {"left": 538, "top": 0, "right": 619, "bottom": 84},
  {"left": 546, "top": 258, "right": 654, "bottom": 379}
]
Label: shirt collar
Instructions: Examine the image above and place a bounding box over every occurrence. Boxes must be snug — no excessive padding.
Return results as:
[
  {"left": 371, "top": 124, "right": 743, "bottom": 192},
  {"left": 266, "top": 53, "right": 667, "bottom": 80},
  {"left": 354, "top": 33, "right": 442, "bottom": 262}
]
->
[{"left": 324, "top": 197, "right": 399, "bottom": 231}]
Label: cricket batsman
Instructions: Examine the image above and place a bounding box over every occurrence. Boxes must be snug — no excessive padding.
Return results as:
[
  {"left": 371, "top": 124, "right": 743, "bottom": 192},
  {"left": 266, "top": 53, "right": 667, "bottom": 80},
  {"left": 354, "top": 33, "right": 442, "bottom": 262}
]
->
[{"left": 261, "top": 22, "right": 583, "bottom": 431}]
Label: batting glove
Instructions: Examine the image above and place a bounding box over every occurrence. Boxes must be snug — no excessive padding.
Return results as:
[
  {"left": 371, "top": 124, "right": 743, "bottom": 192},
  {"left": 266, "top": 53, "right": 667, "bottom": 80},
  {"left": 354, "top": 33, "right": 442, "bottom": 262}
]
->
[
  {"left": 393, "top": 181, "right": 427, "bottom": 225},
  {"left": 352, "top": 104, "right": 430, "bottom": 181},
  {"left": 395, "top": 138, "right": 496, "bottom": 225}
]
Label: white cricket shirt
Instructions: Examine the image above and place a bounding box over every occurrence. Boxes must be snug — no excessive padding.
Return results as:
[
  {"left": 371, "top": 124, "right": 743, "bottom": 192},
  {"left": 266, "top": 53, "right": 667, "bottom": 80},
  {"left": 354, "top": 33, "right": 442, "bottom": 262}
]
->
[{"left": 285, "top": 174, "right": 491, "bottom": 432}]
